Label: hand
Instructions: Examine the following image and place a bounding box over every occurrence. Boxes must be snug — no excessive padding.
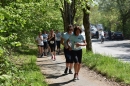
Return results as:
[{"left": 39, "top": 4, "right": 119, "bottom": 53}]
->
[
  {"left": 64, "top": 44, "right": 68, "bottom": 49},
  {"left": 68, "top": 47, "right": 72, "bottom": 51},
  {"left": 75, "top": 43, "right": 80, "bottom": 47}
]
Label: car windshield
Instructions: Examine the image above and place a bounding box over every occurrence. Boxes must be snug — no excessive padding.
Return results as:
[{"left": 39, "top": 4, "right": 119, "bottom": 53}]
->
[{"left": 115, "top": 32, "right": 122, "bottom": 34}]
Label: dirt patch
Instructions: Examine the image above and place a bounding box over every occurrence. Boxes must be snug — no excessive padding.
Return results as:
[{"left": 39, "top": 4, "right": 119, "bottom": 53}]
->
[{"left": 36, "top": 54, "right": 120, "bottom": 86}]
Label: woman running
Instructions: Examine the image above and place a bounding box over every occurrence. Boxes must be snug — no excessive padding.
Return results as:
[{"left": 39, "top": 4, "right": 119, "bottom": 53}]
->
[
  {"left": 61, "top": 25, "right": 73, "bottom": 74},
  {"left": 67, "top": 26, "right": 87, "bottom": 80},
  {"left": 35, "top": 32, "right": 44, "bottom": 57},
  {"left": 48, "top": 29, "right": 56, "bottom": 60}
]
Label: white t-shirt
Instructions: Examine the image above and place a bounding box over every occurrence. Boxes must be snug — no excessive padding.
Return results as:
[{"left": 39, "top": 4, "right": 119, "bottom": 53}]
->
[
  {"left": 99, "top": 31, "right": 104, "bottom": 36},
  {"left": 36, "top": 35, "right": 44, "bottom": 45}
]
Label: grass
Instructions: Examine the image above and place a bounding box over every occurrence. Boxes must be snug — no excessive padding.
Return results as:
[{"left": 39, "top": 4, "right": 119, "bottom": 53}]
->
[
  {"left": 8, "top": 44, "right": 48, "bottom": 86},
  {"left": 82, "top": 49, "right": 130, "bottom": 85}
]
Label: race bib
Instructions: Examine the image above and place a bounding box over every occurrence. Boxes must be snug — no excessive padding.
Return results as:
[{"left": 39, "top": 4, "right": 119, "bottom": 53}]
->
[
  {"left": 74, "top": 44, "right": 81, "bottom": 50},
  {"left": 50, "top": 41, "right": 54, "bottom": 44}
]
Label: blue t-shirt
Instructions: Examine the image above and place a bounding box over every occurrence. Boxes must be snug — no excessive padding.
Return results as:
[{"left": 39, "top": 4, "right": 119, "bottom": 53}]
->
[
  {"left": 62, "top": 32, "right": 73, "bottom": 48},
  {"left": 69, "top": 34, "right": 85, "bottom": 50},
  {"left": 42, "top": 34, "right": 48, "bottom": 42},
  {"left": 56, "top": 32, "right": 61, "bottom": 41}
]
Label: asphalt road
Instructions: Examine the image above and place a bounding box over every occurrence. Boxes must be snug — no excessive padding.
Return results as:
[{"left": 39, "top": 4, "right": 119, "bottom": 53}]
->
[{"left": 91, "top": 39, "right": 130, "bottom": 62}]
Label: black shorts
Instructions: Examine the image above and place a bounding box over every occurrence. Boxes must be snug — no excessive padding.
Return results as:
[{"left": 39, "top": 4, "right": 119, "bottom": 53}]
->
[
  {"left": 50, "top": 43, "right": 56, "bottom": 52},
  {"left": 64, "top": 48, "right": 73, "bottom": 63},
  {"left": 38, "top": 45, "right": 44, "bottom": 47},
  {"left": 56, "top": 41, "right": 61, "bottom": 49},
  {"left": 71, "top": 49, "right": 82, "bottom": 63},
  {"left": 48, "top": 41, "right": 50, "bottom": 46},
  {"left": 43, "top": 42, "right": 48, "bottom": 49}
]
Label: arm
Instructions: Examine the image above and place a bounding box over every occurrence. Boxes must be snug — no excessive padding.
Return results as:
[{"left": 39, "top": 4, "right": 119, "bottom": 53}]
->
[
  {"left": 60, "top": 37, "right": 64, "bottom": 46},
  {"left": 75, "top": 40, "right": 87, "bottom": 47},
  {"left": 48, "top": 33, "right": 55, "bottom": 40},
  {"left": 61, "top": 37, "right": 68, "bottom": 49},
  {"left": 40, "top": 36, "right": 43, "bottom": 41},
  {"left": 67, "top": 39, "right": 72, "bottom": 50}
]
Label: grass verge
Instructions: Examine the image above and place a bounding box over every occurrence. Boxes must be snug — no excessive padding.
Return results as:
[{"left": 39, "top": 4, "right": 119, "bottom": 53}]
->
[
  {"left": 8, "top": 45, "right": 48, "bottom": 86},
  {"left": 82, "top": 49, "right": 130, "bottom": 85}
]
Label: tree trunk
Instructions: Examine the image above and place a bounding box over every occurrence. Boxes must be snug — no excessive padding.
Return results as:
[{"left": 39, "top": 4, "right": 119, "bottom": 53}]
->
[
  {"left": 0, "top": 0, "right": 6, "bottom": 7},
  {"left": 83, "top": 5, "right": 92, "bottom": 51},
  {"left": 60, "top": 0, "right": 76, "bottom": 32},
  {"left": 122, "top": 17, "right": 126, "bottom": 37}
]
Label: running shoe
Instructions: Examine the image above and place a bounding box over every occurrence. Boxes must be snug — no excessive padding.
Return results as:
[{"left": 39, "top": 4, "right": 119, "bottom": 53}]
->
[
  {"left": 64, "top": 68, "right": 68, "bottom": 74},
  {"left": 51, "top": 55, "right": 53, "bottom": 59},
  {"left": 69, "top": 69, "right": 73, "bottom": 74},
  {"left": 53, "top": 57, "right": 56, "bottom": 61},
  {"left": 73, "top": 73, "right": 79, "bottom": 80}
]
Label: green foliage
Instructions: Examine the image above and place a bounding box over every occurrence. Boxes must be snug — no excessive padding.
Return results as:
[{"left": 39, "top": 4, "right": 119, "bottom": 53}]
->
[
  {"left": 0, "top": 0, "right": 63, "bottom": 55},
  {"left": 0, "top": 1, "right": 62, "bottom": 85}
]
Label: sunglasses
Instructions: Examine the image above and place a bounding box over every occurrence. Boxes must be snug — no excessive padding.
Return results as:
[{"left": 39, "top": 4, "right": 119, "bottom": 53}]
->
[{"left": 69, "top": 29, "right": 73, "bottom": 31}]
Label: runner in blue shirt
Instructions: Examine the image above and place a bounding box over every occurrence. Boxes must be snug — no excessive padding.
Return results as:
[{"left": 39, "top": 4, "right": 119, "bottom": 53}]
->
[
  {"left": 56, "top": 30, "right": 61, "bottom": 55},
  {"left": 42, "top": 31, "right": 48, "bottom": 56},
  {"left": 61, "top": 25, "right": 73, "bottom": 74},
  {"left": 67, "top": 26, "right": 87, "bottom": 80}
]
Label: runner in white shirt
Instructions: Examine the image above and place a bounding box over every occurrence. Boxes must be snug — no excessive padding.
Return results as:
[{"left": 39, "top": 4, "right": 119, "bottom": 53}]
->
[{"left": 35, "top": 32, "right": 44, "bottom": 58}]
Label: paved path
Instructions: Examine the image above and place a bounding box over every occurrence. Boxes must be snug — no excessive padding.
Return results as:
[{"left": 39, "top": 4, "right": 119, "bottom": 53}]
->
[
  {"left": 36, "top": 55, "right": 119, "bottom": 86},
  {"left": 91, "top": 40, "right": 130, "bottom": 62}
]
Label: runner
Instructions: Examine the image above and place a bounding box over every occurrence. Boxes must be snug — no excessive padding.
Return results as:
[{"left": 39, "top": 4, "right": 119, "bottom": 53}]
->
[
  {"left": 48, "top": 29, "right": 56, "bottom": 60},
  {"left": 42, "top": 31, "right": 48, "bottom": 56},
  {"left": 67, "top": 26, "right": 87, "bottom": 80},
  {"left": 61, "top": 25, "right": 73, "bottom": 74},
  {"left": 35, "top": 32, "right": 44, "bottom": 58},
  {"left": 55, "top": 30, "right": 61, "bottom": 55}
]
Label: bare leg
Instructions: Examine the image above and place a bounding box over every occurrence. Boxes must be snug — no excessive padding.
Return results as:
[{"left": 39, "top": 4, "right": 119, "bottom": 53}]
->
[
  {"left": 38, "top": 46, "right": 40, "bottom": 54},
  {"left": 69, "top": 63, "right": 73, "bottom": 70},
  {"left": 53, "top": 51, "right": 56, "bottom": 60},
  {"left": 77, "top": 63, "right": 81, "bottom": 73},
  {"left": 40, "top": 47, "right": 43, "bottom": 56},
  {"left": 74, "top": 63, "right": 78, "bottom": 73},
  {"left": 66, "top": 63, "right": 69, "bottom": 68}
]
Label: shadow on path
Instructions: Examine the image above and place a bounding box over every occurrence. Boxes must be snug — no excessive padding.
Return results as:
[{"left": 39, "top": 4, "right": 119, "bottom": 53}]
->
[
  {"left": 45, "top": 74, "right": 68, "bottom": 79},
  {"left": 49, "top": 79, "right": 74, "bottom": 86}
]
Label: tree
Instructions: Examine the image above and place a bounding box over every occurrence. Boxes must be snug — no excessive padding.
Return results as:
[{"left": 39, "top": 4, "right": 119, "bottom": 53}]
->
[
  {"left": 83, "top": 2, "right": 92, "bottom": 51},
  {"left": 98, "top": 0, "right": 130, "bottom": 38},
  {"left": 116, "top": 0, "right": 130, "bottom": 37},
  {"left": 59, "top": 0, "right": 76, "bottom": 31}
]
